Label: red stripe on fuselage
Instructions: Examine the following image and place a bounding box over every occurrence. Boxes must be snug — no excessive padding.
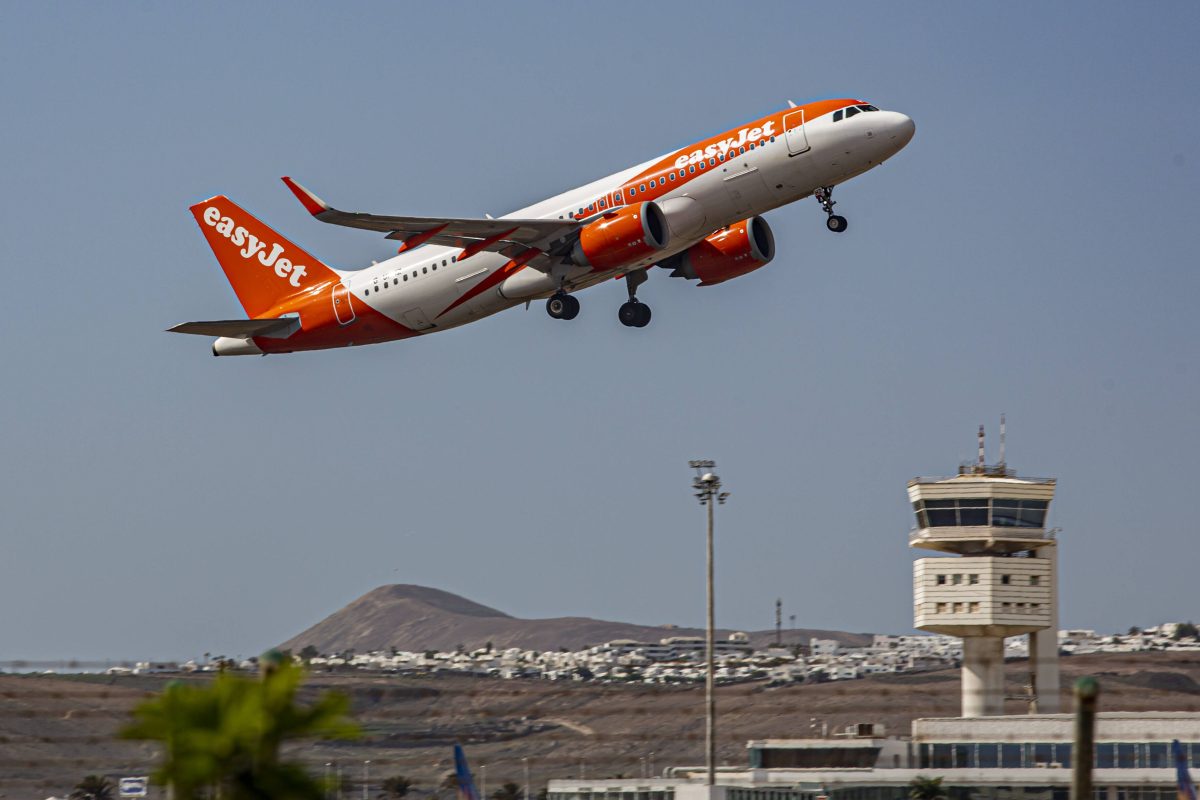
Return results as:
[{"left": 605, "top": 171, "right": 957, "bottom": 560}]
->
[
  {"left": 436, "top": 250, "right": 541, "bottom": 319},
  {"left": 251, "top": 279, "right": 419, "bottom": 353}
]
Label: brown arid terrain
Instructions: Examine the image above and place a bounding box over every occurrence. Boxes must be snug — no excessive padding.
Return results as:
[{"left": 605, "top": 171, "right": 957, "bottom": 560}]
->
[
  {"left": 3, "top": 651, "right": 1200, "bottom": 797},
  {"left": 279, "top": 584, "right": 874, "bottom": 654}
]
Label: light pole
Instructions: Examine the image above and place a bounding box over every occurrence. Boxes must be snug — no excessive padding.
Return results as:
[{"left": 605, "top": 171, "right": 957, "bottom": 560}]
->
[
  {"left": 326, "top": 763, "right": 332, "bottom": 800},
  {"left": 648, "top": 751, "right": 655, "bottom": 779},
  {"left": 363, "top": 760, "right": 370, "bottom": 800},
  {"left": 523, "top": 756, "right": 531, "bottom": 800},
  {"left": 690, "top": 459, "right": 728, "bottom": 788},
  {"left": 481, "top": 764, "right": 487, "bottom": 800}
]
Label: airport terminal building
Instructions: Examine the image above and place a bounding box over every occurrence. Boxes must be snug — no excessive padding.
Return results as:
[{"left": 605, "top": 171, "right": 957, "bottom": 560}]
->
[{"left": 547, "top": 713, "right": 1200, "bottom": 800}]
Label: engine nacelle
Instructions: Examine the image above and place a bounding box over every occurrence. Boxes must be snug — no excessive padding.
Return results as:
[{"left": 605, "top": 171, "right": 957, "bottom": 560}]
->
[
  {"left": 571, "top": 202, "right": 670, "bottom": 270},
  {"left": 667, "top": 216, "right": 775, "bottom": 286}
]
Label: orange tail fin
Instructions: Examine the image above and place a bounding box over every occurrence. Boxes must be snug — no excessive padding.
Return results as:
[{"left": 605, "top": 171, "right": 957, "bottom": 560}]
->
[{"left": 189, "top": 196, "right": 339, "bottom": 318}]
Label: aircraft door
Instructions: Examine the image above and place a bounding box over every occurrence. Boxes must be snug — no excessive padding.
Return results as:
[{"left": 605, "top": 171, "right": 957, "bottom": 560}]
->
[
  {"left": 783, "top": 110, "right": 811, "bottom": 155},
  {"left": 332, "top": 282, "right": 356, "bottom": 325}
]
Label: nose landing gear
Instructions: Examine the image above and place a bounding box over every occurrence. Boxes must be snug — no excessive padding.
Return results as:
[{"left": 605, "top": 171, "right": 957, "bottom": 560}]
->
[
  {"left": 814, "top": 186, "right": 848, "bottom": 233},
  {"left": 618, "top": 269, "right": 652, "bottom": 328}
]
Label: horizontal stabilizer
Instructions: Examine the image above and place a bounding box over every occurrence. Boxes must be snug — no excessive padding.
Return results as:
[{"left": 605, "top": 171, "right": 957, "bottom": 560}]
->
[{"left": 166, "top": 317, "right": 300, "bottom": 339}]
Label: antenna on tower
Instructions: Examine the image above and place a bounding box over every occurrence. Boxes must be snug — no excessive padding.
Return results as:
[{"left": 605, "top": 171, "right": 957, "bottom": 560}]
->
[
  {"left": 999, "top": 414, "right": 1007, "bottom": 467},
  {"left": 977, "top": 425, "right": 986, "bottom": 470}
]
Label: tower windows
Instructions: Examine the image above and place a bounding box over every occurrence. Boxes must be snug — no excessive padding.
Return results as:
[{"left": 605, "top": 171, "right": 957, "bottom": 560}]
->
[{"left": 913, "top": 498, "right": 1049, "bottom": 528}]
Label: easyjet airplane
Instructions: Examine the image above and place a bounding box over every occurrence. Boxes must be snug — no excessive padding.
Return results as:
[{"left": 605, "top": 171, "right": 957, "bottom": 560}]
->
[{"left": 171, "top": 98, "right": 914, "bottom": 355}]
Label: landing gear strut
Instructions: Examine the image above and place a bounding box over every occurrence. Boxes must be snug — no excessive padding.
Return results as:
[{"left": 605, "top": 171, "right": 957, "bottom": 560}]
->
[
  {"left": 814, "top": 186, "right": 848, "bottom": 233},
  {"left": 619, "top": 269, "right": 652, "bottom": 328},
  {"left": 546, "top": 292, "right": 579, "bottom": 320}
]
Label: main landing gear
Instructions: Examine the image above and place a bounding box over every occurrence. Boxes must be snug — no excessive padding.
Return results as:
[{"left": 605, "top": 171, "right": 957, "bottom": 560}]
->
[
  {"left": 814, "top": 186, "right": 848, "bottom": 233},
  {"left": 619, "top": 269, "right": 651, "bottom": 328},
  {"left": 546, "top": 292, "right": 580, "bottom": 320}
]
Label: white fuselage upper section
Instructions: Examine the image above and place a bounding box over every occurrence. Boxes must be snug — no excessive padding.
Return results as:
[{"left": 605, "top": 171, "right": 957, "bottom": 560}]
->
[{"left": 338, "top": 105, "right": 914, "bottom": 334}]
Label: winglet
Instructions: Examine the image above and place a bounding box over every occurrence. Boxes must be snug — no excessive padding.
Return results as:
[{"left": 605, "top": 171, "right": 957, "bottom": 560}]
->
[{"left": 281, "top": 176, "right": 331, "bottom": 216}]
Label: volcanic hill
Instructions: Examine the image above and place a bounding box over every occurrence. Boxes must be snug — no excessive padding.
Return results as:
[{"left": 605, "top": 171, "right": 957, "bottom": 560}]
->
[{"left": 279, "top": 584, "right": 872, "bottom": 654}]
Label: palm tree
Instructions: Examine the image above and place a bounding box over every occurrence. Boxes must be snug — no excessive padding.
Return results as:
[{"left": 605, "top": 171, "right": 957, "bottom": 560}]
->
[
  {"left": 71, "top": 775, "right": 114, "bottom": 800},
  {"left": 121, "top": 654, "right": 359, "bottom": 799},
  {"left": 908, "top": 776, "right": 947, "bottom": 800},
  {"left": 380, "top": 776, "right": 414, "bottom": 799}
]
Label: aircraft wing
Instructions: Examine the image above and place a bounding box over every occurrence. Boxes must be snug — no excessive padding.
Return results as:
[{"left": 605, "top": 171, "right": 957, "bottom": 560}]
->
[
  {"left": 166, "top": 317, "right": 300, "bottom": 339},
  {"left": 282, "top": 177, "right": 581, "bottom": 266}
]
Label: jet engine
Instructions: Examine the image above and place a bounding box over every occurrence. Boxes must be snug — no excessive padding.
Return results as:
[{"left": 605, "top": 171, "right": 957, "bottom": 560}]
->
[
  {"left": 571, "top": 202, "right": 670, "bottom": 270},
  {"left": 663, "top": 216, "right": 775, "bottom": 286}
]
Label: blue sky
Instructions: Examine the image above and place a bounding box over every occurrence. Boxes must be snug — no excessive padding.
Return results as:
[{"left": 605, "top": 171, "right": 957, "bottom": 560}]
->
[{"left": 1, "top": 3, "right": 1197, "bottom": 659}]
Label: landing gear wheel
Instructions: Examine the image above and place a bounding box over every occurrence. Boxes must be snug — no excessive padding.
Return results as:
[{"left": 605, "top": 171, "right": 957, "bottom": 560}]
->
[
  {"left": 619, "top": 301, "right": 651, "bottom": 328},
  {"left": 546, "top": 293, "right": 579, "bottom": 320},
  {"left": 560, "top": 294, "right": 580, "bottom": 320},
  {"left": 815, "top": 187, "right": 847, "bottom": 232}
]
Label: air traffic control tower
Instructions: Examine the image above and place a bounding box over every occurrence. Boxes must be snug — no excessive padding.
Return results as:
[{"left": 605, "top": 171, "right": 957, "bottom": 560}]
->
[{"left": 909, "top": 424, "right": 1061, "bottom": 717}]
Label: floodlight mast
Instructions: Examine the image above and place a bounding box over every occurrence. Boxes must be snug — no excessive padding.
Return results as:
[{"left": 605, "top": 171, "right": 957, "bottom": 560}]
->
[{"left": 690, "top": 460, "right": 728, "bottom": 787}]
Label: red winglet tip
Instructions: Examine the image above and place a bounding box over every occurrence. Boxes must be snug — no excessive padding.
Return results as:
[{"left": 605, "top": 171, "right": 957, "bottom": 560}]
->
[{"left": 281, "top": 176, "right": 328, "bottom": 216}]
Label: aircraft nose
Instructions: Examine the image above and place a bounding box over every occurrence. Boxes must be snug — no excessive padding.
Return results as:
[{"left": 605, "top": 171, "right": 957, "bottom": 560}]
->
[{"left": 890, "top": 112, "right": 916, "bottom": 148}]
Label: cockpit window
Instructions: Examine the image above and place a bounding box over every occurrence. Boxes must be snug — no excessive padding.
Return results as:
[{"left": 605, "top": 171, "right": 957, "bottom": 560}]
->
[
  {"left": 845, "top": 106, "right": 860, "bottom": 118},
  {"left": 862, "top": 104, "right": 879, "bottom": 112},
  {"left": 833, "top": 109, "right": 843, "bottom": 122}
]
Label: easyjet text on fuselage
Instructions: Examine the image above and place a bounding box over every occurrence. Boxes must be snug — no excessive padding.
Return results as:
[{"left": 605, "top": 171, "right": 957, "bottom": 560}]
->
[{"left": 674, "top": 121, "right": 777, "bottom": 168}]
